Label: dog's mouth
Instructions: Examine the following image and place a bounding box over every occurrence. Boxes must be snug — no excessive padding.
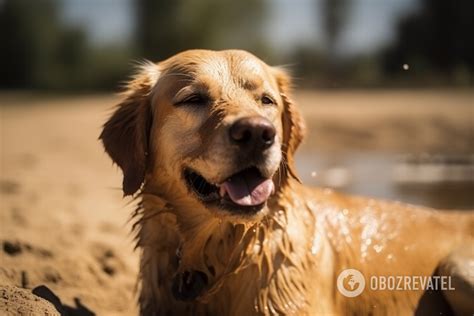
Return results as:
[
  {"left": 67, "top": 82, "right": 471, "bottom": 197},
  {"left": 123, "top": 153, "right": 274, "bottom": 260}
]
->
[{"left": 184, "top": 167, "right": 275, "bottom": 214}]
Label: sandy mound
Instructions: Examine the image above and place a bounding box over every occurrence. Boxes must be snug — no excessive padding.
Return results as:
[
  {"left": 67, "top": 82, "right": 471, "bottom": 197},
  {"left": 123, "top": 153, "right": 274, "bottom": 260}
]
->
[
  {"left": 1, "top": 95, "right": 139, "bottom": 315},
  {"left": 0, "top": 285, "right": 60, "bottom": 315}
]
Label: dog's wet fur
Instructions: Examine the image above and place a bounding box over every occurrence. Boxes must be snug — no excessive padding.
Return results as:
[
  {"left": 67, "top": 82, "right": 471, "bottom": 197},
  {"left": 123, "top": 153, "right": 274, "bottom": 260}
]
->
[{"left": 100, "top": 49, "right": 473, "bottom": 315}]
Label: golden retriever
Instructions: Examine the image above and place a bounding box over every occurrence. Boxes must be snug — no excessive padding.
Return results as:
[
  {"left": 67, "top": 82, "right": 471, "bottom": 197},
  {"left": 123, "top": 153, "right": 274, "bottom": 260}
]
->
[{"left": 100, "top": 49, "right": 473, "bottom": 315}]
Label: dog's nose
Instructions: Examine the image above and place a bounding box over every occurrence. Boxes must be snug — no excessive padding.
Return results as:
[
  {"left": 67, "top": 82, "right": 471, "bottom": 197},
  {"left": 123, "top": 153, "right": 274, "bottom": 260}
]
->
[{"left": 229, "top": 116, "right": 276, "bottom": 150}]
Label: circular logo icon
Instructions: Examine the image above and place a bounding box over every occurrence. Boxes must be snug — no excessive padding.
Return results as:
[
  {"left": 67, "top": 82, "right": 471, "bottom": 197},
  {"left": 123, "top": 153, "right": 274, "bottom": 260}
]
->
[{"left": 337, "top": 269, "right": 365, "bottom": 297}]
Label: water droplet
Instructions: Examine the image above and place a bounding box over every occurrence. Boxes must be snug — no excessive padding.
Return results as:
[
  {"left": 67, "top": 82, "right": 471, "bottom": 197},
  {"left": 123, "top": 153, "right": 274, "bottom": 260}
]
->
[
  {"left": 253, "top": 243, "right": 261, "bottom": 254},
  {"left": 323, "top": 188, "right": 333, "bottom": 195},
  {"left": 341, "top": 227, "right": 350, "bottom": 236}
]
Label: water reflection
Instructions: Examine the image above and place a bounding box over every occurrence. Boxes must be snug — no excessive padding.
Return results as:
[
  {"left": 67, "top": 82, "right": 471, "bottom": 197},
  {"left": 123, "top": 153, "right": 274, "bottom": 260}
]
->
[{"left": 296, "top": 152, "right": 474, "bottom": 210}]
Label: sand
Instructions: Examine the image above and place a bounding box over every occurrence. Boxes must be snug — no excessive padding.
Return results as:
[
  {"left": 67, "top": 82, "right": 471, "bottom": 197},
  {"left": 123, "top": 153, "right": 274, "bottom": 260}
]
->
[
  {"left": 1, "top": 95, "right": 138, "bottom": 315},
  {"left": 0, "top": 90, "right": 472, "bottom": 315}
]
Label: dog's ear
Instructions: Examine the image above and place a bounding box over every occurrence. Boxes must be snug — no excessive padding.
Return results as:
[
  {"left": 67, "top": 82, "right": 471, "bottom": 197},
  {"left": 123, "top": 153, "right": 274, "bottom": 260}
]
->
[
  {"left": 100, "top": 63, "right": 159, "bottom": 196},
  {"left": 273, "top": 67, "right": 306, "bottom": 184}
]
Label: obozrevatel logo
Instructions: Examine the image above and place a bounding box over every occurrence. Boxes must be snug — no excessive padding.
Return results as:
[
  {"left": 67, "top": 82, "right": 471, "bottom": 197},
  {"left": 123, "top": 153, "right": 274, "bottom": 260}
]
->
[{"left": 337, "top": 269, "right": 366, "bottom": 297}]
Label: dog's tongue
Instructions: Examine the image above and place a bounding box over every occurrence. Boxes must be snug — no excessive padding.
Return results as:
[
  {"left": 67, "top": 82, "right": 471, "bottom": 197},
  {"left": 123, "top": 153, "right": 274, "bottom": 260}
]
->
[{"left": 220, "top": 169, "right": 274, "bottom": 206}]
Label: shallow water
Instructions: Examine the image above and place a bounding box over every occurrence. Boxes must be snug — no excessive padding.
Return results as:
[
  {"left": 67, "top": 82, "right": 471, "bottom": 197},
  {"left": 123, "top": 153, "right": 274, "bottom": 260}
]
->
[{"left": 296, "top": 152, "right": 474, "bottom": 210}]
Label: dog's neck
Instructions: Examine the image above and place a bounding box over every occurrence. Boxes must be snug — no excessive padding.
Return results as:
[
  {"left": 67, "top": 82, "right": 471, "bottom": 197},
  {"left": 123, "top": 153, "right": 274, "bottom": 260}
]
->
[
  {"left": 135, "top": 188, "right": 271, "bottom": 298},
  {"left": 134, "top": 180, "right": 332, "bottom": 313}
]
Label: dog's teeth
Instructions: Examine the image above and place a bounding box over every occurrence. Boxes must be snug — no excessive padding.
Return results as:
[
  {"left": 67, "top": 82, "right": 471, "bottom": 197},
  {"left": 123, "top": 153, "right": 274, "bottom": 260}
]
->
[{"left": 219, "top": 186, "right": 226, "bottom": 197}]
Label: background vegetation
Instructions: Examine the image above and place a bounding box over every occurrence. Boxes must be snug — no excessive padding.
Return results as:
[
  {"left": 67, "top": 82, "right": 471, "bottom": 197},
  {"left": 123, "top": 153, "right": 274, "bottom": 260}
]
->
[{"left": 0, "top": 0, "right": 472, "bottom": 91}]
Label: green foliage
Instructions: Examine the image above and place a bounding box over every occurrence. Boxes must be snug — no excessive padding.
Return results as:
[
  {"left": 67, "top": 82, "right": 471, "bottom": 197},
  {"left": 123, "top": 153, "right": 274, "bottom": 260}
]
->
[
  {"left": 1, "top": 0, "right": 471, "bottom": 91},
  {"left": 0, "top": 0, "right": 132, "bottom": 91}
]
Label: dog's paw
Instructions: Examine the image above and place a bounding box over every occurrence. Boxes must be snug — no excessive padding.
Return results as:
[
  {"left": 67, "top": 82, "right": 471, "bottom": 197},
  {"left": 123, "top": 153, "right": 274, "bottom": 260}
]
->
[{"left": 171, "top": 270, "right": 208, "bottom": 301}]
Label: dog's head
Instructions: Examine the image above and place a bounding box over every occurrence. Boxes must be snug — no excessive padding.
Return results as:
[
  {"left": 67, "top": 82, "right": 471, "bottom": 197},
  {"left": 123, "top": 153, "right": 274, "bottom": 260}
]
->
[{"left": 101, "top": 49, "right": 305, "bottom": 220}]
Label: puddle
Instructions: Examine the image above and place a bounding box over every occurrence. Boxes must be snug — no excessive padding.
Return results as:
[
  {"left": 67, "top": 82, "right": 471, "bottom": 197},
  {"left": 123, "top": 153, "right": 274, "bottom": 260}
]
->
[{"left": 296, "top": 152, "right": 474, "bottom": 210}]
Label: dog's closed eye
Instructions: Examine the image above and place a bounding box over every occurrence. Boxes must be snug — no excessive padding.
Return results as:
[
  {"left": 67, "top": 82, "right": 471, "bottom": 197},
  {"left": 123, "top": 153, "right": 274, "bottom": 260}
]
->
[
  {"left": 175, "top": 93, "right": 209, "bottom": 106},
  {"left": 173, "top": 86, "right": 210, "bottom": 107}
]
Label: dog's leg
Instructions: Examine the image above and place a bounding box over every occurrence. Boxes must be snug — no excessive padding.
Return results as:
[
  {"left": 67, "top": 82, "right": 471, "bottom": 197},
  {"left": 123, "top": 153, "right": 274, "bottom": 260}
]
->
[{"left": 438, "top": 245, "right": 474, "bottom": 316}]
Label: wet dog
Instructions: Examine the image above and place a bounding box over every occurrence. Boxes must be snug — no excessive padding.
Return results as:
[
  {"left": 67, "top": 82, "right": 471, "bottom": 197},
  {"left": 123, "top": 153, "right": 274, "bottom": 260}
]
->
[{"left": 100, "top": 49, "right": 473, "bottom": 315}]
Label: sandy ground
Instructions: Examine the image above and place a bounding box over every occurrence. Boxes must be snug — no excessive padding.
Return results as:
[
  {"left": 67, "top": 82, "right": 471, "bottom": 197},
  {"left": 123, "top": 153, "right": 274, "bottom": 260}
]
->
[
  {"left": 1, "top": 95, "right": 138, "bottom": 315},
  {"left": 0, "top": 90, "right": 472, "bottom": 315},
  {"left": 297, "top": 90, "right": 473, "bottom": 154}
]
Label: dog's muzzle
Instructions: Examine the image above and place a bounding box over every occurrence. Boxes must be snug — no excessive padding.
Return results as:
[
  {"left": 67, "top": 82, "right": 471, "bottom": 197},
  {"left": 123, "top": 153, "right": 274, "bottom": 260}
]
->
[{"left": 184, "top": 116, "right": 278, "bottom": 215}]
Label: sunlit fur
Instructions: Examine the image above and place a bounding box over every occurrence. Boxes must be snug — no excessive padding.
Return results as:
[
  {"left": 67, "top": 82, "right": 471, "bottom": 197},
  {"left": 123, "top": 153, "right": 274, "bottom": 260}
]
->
[{"left": 101, "top": 50, "right": 474, "bottom": 315}]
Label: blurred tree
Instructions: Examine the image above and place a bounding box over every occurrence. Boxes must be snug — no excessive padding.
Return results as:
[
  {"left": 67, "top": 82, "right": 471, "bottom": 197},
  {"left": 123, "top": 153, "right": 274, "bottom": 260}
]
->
[
  {"left": 135, "top": 0, "right": 268, "bottom": 61},
  {"left": 288, "top": 46, "right": 326, "bottom": 86},
  {"left": 318, "top": 0, "right": 349, "bottom": 87},
  {"left": 321, "top": 0, "right": 348, "bottom": 58},
  {"left": 383, "top": 0, "right": 473, "bottom": 85},
  {"left": 0, "top": 0, "right": 89, "bottom": 89},
  {"left": 0, "top": 0, "right": 134, "bottom": 91},
  {"left": 286, "top": 0, "right": 350, "bottom": 89},
  {"left": 135, "top": 0, "right": 179, "bottom": 60}
]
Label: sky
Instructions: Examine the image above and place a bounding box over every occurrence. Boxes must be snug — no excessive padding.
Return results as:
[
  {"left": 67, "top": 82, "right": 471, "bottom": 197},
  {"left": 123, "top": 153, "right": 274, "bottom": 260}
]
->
[
  {"left": 61, "top": 0, "right": 133, "bottom": 45},
  {"left": 61, "top": 0, "right": 420, "bottom": 57}
]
